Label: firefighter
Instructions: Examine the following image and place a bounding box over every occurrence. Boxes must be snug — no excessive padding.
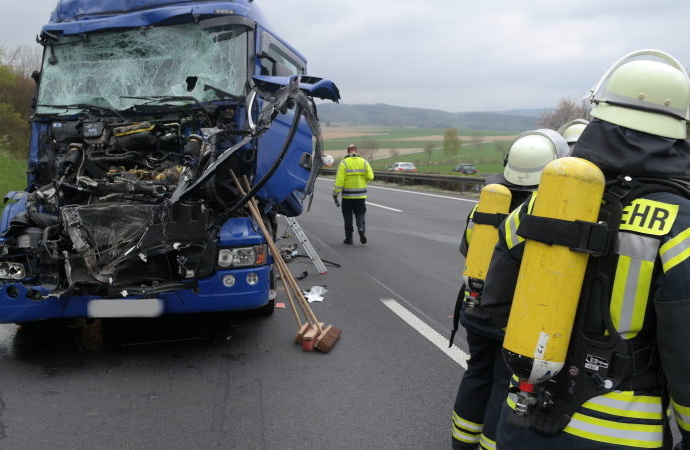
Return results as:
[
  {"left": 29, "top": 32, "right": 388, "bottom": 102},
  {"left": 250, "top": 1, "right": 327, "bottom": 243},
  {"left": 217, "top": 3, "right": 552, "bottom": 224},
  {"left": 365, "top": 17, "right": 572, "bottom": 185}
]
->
[
  {"left": 480, "top": 49, "right": 690, "bottom": 449},
  {"left": 557, "top": 118, "right": 589, "bottom": 154},
  {"left": 450, "top": 129, "right": 569, "bottom": 449},
  {"left": 332, "top": 144, "right": 374, "bottom": 244}
]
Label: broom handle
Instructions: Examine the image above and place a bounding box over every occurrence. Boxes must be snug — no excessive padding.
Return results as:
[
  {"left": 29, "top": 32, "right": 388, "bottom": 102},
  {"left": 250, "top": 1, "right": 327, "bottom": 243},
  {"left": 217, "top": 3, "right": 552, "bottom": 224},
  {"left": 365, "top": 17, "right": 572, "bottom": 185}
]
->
[
  {"left": 274, "top": 249, "right": 303, "bottom": 327},
  {"left": 229, "top": 171, "right": 321, "bottom": 330},
  {"left": 241, "top": 181, "right": 309, "bottom": 327},
  {"left": 240, "top": 176, "right": 322, "bottom": 330}
]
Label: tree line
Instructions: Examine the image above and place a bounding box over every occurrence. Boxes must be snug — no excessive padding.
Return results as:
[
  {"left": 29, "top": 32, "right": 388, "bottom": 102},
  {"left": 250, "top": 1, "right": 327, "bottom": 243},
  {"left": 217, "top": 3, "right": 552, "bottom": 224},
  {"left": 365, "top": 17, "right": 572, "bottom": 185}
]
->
[{"left": 0, "top": 44, "right": 41, "bottom": 159}]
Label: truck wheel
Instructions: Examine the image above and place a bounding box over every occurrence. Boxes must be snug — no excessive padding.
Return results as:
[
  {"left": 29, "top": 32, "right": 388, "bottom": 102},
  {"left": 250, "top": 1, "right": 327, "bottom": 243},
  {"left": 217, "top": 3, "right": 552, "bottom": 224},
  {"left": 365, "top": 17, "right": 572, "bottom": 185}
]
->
[
  {"left": 255, "top": 264, "right": 277, "bottom": 316},
  {"left": 67, "top": 318, "right": 104, "bottom": 352}
]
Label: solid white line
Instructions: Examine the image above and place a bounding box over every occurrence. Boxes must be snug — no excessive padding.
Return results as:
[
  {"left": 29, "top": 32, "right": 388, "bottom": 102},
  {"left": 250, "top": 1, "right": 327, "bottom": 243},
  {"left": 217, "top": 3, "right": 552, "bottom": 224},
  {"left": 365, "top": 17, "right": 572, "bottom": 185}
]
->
[
  {"left": 367, "top": 202, "right": 402, "bottom": 212},
  {"left": 381, "top": 298, "right": 468, "bottom": 369},
  {"left": 368, "top": 185, "right": 478, "bottom": 203}
]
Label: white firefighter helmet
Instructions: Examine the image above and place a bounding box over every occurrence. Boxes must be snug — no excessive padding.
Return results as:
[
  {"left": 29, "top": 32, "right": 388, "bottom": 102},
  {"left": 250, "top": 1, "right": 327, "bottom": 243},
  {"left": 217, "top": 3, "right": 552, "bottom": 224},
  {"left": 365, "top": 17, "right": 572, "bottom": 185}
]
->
[
  {"left": 557, "top": 119, "right": 589, "bottom": 144},
  {"left": 323, "top": 154, "right": 335, "bottom": 167},
  {"left": 503, "top": 129, "right": 568, "bottom": 187},
  {"left": 588, "top": 49, "right": 690, "bottom": 139}
]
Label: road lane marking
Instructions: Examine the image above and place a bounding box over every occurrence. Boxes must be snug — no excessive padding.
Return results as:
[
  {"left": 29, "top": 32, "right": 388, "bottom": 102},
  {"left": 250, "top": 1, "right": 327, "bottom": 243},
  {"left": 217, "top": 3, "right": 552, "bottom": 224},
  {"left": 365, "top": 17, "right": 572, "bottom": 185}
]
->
[
  {"left": 368, "top": 185, "right": 478, "bottom": 203},
  {"left": 381, "top": 298, "right": 469, "bottom": 369},
  {"left": 367, "top": 202, "right": 402, "bottom": 212}
]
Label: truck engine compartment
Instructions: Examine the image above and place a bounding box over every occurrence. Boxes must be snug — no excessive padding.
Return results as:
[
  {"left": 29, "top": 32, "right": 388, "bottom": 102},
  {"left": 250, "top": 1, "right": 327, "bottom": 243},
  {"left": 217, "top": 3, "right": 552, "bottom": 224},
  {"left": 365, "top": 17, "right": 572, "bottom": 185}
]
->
[{"left": 3, "top": 107, "right": 259, "bottom": 296}]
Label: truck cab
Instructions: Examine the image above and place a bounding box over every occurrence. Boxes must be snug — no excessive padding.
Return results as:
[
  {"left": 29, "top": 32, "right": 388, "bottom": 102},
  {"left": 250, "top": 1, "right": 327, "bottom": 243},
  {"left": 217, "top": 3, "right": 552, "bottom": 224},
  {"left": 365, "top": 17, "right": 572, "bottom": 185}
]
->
[{"left": 0, "top": 0, "right": 339, "bottom": 323}]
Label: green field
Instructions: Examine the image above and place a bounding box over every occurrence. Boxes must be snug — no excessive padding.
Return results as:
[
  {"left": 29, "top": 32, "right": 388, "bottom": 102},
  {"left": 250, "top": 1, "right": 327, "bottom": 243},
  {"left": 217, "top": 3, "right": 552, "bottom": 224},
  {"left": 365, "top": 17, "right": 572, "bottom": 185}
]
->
[
  {"left": 0, "top": 152, "right": 28, "bottom": 214},
  {"left": 323, "top": 127, "right": 511, "bottom": 151},
  {"left": 323, "top": 127, "right": 512, "bottom": 174}
]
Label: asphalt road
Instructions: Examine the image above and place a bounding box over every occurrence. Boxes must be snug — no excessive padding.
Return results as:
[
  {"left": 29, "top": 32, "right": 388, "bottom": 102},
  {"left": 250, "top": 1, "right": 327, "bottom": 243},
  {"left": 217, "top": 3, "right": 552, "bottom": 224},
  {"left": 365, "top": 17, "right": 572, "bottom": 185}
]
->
[{"left": 0, "top": 178, "right": 477, "bottom": 449}]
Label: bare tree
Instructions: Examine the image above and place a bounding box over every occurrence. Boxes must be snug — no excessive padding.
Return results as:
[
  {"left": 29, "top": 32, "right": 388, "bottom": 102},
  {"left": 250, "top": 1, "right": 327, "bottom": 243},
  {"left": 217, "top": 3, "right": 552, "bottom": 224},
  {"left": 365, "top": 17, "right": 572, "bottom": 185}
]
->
[
  {"left": 1, "top": 44, "right": 42, "bottom": 78},
  {"left": 423, "top": 142, "right": 435, "bottom": 164},
  {"left": 443, "top": 128, "right": 461, "bottom": 162},
  {"left": 537, "top": 97, "right": 591, "bottom": 130},
  {"left": 359, "top": 139, "right": 378, "bottom": 164},
  {"left": 0, "top": 44, "right": 41, "bottom": 158}
]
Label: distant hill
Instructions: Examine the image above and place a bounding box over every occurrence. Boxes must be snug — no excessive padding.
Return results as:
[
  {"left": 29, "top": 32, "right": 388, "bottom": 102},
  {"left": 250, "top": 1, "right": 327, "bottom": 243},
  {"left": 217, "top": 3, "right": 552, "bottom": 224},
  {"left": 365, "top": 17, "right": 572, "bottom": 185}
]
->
[{"left": 316, "top": 103, "right": 545, "bottom": 132}]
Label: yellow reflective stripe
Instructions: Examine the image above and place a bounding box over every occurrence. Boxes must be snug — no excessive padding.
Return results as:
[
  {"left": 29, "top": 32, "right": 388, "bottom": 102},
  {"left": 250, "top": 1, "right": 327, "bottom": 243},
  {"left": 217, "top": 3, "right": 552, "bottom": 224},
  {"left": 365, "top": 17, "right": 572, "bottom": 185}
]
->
[
  {"left": 503, "top": 194, "right": 536, "bottom": 249},
  {"left": 660, "top": 226, "right": 690, "bottom": 273},
  {"left": 672, "top": 400, "right": 690, "bottom": 431},
  {"left": 466, "top": 205, "right": 478, "bottom": 244},
  {"left": 452, "top": 411, "right": 481, "bottom": 444},
  {"left": 452, "top": 411, "right": 483, "bottom": 432},
  {"left": 466, "top": 221, "right": 474, "bottom": 243},
  {"left": 564, "top": 413, "right": 663, "bottom": 448},
  {"left": 504, "top": 208, "right": 523, "bottom": 249},
  {"left": 610, "top": 234, "right": 657, "bottom": 339},
  {"left": 610, "top": 257, "right": 653, "bottom": 339},
  {"left": 452, "top": 429, "right": 480, "bottom": 444},
  {"left": 582, "top": 392, "right": 663, "bottom": 420},
  {"left": 507, "top": 393, "right": 517, "bottom": 409},
  {"left": 479, "top": 433, "right": 497, "bottom": 449},
  {"left": 620, "top": 198, "right": 678, "bottom": 235}
]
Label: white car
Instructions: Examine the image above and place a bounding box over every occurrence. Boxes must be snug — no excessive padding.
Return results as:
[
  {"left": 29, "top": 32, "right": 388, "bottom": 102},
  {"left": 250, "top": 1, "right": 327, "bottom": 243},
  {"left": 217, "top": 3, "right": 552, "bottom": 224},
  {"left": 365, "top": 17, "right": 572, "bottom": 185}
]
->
[{"left": 389, "top": 162, "right": 417, "bottom": 172}]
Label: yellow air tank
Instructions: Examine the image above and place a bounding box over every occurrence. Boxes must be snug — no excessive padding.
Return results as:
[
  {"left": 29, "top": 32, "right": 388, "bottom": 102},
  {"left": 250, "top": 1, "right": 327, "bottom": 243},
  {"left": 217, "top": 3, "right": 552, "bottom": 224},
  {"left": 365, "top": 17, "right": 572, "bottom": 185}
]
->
[
  {"left": 463, "top": 184, "right": 512, "bottom": 289},
  {"left": 502, "top": 157, "right": 605, "bottom": 384}
]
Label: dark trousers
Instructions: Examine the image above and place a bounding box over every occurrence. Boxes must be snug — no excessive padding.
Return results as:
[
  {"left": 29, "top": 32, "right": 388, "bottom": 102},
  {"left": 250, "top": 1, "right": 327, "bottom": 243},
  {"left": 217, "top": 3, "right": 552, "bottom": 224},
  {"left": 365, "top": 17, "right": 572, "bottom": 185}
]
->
[
  {"left": 452, "top": 328, "right": 512, "bottom": 449},
  {"left": 341, "top": 198, "right": 366, "bottom": 240}
]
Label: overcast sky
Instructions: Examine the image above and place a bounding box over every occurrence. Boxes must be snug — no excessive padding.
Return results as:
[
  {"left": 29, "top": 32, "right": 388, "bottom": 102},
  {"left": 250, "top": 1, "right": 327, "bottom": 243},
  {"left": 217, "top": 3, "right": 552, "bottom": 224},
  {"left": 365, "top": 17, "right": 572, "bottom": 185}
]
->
[{"left": 2, "top": 0, "right": 689, "bottom": 113}]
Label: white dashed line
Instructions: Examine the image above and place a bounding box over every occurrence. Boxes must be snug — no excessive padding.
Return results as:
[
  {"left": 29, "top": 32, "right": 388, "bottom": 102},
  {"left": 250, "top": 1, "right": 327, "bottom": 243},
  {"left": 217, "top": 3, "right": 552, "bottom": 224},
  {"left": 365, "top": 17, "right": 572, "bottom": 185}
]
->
[
  {"left": 381, "top": 298, "right": 469, "bottom": 369},
  {"left": 369, "top": 185, "right": 478, "bottom": 203}
]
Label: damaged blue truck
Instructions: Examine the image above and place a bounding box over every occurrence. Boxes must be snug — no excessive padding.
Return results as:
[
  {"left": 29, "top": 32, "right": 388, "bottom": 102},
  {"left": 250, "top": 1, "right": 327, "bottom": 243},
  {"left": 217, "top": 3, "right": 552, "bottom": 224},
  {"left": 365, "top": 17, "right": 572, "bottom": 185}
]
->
[{"left": 0, "top": 0, "right": 339, "bottom": 324}]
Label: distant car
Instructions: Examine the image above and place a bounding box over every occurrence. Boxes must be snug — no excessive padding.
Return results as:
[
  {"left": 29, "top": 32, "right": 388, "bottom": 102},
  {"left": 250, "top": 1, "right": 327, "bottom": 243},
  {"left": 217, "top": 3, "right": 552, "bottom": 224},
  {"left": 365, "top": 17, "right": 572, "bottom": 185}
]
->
[
  {"left": 389, "top": 162, "right": 417, "bottom": 172},
  {"left": 454, "top": 163, "right": 477, "bottom": 175}
]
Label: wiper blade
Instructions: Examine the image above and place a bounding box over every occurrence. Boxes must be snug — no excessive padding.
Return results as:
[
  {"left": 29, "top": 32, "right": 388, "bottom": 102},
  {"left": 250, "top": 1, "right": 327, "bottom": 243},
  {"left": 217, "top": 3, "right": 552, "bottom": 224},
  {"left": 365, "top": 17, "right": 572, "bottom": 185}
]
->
[
  {"left": 37, "top": 103, "right": 125, "bottom": 121},
  {"left": 203, "top": 84, "right": 244, "bottom": 102},
  {"left": 121, "top": 95, "right": 211, "bottom": 114}
]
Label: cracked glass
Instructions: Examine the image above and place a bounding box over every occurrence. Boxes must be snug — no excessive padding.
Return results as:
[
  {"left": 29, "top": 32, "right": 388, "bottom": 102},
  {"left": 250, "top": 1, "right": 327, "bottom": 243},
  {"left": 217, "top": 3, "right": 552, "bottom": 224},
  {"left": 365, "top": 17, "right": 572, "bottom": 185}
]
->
[{"left": 37, "top": 23, "right": 248, "bottom": 114}]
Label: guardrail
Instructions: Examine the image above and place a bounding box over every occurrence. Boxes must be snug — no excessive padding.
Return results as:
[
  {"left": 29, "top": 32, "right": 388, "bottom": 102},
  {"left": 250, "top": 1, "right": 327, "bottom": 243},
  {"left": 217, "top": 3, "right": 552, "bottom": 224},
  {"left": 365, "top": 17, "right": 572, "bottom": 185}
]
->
[{"left": 319, "top": 168, "right": 486, "bottom": 194}]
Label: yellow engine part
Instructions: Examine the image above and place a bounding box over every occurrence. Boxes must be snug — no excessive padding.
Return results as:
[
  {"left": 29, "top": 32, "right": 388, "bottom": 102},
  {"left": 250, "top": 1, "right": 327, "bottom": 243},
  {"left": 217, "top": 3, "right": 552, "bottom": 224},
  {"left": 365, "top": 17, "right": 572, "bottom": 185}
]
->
[
  {"left": 503, "top": 157, "right": 605, "bottom": 383},
  {"left": 463, "top": 183, "right": 512, "bottom": 282}
]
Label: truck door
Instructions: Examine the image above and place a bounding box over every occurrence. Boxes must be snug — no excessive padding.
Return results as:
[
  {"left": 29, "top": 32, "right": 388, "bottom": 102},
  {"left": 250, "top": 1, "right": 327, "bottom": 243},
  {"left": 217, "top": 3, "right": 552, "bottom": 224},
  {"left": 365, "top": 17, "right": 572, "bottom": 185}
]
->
[{"left": 254, "top": 31, "right": 314, "bottom": 217}]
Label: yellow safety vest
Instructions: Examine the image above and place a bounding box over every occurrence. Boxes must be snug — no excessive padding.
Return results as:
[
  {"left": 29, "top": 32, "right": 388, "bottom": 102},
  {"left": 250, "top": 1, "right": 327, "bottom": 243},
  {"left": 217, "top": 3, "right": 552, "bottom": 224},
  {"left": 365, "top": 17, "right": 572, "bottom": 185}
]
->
[{"left": 333, "top": 154, "right": 374, "bottom": 199}]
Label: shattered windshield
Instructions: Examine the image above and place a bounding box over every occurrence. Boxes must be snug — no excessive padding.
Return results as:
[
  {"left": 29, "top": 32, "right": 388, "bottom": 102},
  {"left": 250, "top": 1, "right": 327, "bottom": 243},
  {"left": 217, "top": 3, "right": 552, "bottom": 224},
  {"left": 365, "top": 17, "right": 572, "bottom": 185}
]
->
[{"left": 36, "top": 22, "right": 248, "bottom": 114}]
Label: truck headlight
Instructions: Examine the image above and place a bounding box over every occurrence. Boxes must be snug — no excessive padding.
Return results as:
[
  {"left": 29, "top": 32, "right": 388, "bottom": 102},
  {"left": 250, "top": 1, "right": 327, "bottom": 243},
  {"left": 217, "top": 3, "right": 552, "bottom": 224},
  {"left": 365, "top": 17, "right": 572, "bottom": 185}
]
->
[
  {"left": 217, "top": 245, "right": 268, "bottom": 268},
  {"left": 0, "top": 263, "right": 26, "bottom": 280}
]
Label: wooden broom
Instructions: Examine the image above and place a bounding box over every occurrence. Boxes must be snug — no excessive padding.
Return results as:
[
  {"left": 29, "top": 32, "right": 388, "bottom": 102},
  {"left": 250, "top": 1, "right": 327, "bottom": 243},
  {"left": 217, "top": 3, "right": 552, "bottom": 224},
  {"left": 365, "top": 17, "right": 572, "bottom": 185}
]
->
[{"left": 230, "top": 172, "right": 341, "bottom": 352}]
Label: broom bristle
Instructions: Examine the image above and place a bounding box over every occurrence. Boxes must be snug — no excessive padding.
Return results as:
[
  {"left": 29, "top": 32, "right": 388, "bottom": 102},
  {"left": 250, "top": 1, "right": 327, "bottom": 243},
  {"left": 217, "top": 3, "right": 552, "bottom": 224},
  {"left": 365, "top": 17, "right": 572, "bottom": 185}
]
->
[{"left": 315, "top": 325, "right": 342, "bottom": 353}]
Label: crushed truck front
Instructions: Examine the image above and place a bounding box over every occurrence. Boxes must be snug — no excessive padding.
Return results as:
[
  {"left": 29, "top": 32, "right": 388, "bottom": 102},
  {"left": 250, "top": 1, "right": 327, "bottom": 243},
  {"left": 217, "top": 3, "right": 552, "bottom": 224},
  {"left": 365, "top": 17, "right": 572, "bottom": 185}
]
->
[{"left": 0, "top": 0, "right": 339, "bottom": 323}]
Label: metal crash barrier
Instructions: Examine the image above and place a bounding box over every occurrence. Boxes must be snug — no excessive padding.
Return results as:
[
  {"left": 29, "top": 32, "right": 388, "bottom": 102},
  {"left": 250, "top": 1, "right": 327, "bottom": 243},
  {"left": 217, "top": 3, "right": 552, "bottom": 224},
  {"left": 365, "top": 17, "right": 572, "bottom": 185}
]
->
[{"left": 319, "top": 168, "right": 485, "bottom": 194}]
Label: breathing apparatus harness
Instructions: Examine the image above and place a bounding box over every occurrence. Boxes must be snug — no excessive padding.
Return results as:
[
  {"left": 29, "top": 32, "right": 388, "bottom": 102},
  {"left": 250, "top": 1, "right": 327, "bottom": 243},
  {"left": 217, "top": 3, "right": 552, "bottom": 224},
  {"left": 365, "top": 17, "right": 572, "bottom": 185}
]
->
[{"left": 507, "top": 174, "right": 690, "bottom": 436}]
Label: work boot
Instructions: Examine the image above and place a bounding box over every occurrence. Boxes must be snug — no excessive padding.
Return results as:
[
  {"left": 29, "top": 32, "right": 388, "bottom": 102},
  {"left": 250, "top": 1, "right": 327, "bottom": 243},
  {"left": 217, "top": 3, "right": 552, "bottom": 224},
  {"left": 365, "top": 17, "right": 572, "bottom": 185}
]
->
[
  {"left": 358, "top": 228, "right": 367, "bottom": 244},
  {"left": 343, "top": 236, "right": 353, "bottom": 245}
]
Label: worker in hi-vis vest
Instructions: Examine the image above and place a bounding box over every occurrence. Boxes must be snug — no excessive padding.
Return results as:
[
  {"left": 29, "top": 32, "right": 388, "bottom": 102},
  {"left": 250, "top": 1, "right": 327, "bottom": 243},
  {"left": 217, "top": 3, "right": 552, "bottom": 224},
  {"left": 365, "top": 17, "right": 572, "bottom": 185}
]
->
[{"left": 333, "top": 144, "right": 374, "bottom": 245}]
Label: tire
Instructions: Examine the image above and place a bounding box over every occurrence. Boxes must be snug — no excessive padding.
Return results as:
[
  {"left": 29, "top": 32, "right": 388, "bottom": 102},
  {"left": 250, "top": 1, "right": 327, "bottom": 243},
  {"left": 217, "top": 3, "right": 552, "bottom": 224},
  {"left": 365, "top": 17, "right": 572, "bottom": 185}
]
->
[{"left": 255, "top": 264, "right": 277, "bottom": 317}]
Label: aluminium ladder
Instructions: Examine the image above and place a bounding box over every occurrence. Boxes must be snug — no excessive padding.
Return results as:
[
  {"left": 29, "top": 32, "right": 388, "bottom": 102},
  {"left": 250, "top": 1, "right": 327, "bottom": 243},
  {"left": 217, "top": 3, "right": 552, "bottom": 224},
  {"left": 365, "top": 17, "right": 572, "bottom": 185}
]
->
[{"left": 283, "top": 216, "right": 328, "bottom": 274}]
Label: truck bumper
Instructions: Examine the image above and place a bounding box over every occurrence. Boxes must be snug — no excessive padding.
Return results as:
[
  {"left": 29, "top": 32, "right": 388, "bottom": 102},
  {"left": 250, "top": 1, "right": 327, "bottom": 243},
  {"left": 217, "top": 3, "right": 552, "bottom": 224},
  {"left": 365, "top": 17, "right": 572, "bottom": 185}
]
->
[{"left": 0, "top": 265, "right": 272, "bottom": 323}]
